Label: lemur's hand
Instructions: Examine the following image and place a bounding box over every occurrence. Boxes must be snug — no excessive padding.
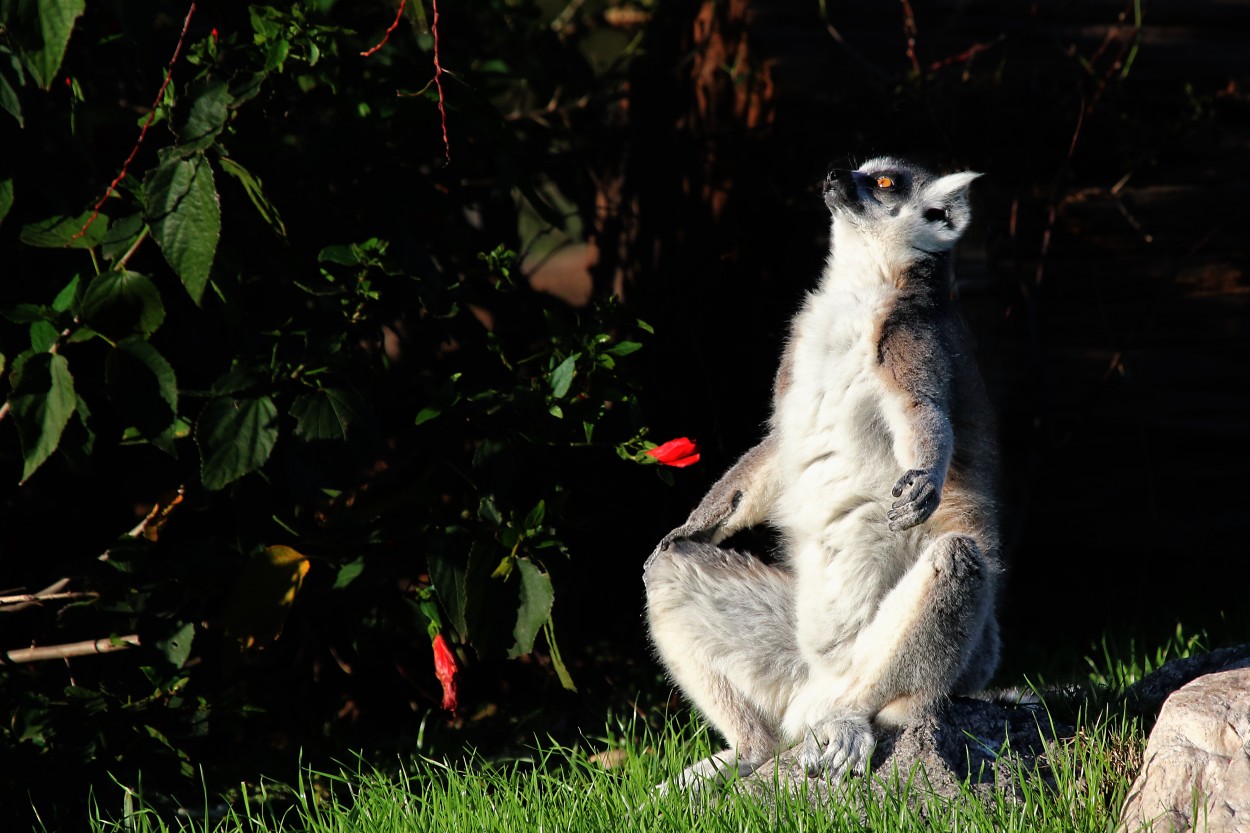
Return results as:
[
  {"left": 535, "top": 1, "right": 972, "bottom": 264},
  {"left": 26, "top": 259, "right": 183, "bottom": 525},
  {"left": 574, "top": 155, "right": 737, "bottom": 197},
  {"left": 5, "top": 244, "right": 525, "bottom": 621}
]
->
[
  {"left": 887, "top": 469, "right": 941, "bottom": 531},
  {"left": 658, "top": 488, "right": 742, "bottom": 551},
  {"left": 657, "top": 436, "right": 778, "bottom": 552}
]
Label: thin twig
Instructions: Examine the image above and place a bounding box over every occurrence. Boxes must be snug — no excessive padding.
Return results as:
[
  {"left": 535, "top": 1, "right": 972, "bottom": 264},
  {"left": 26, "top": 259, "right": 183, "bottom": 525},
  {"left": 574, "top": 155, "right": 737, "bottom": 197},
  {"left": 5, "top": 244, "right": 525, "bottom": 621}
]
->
[
  {"left": 364, "top": 0, "right": 449, "bottom": 165},
  {"left": 115, "top": 226, "right": 151, "bottom": 270},
  {"left": 360, "top": 0, "right": 407, "bottom": 57},
  {"left": 126, "top": 485, "right": 186, "bottom": 539},
  {"left": 1, "top": 488, "right": 185, "bottom": 619},
  {"left": 69, "top": 3, "right": 197, "bottom": 244},
  {"left": 898, "top": 0, "right": 921, "bottom": 76},
  {"left": 0, "top": 591, "right": 99, "bottom": 607},
  {"left": 1035, "top": 95, "right": 1086, "bottom": 286},
  {"left": 0, "top": 578, "right": 72, "bottom": 615},
  {"left": 927, "top": 34, "right": 1006, "bottom": 73},
  {"left": 0, "top": 635, "right": 139, "bottom": 665},
  {"left": 432, "top": 0, "right": 450, "bottom": 165}
]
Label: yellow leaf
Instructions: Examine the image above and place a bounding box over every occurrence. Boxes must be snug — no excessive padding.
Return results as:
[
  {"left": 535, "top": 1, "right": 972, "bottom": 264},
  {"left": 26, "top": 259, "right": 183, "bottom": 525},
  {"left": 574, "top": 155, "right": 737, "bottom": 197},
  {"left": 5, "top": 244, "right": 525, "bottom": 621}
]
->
[{"left": 222, "top": 545, "right": 310, "bottom": 657}]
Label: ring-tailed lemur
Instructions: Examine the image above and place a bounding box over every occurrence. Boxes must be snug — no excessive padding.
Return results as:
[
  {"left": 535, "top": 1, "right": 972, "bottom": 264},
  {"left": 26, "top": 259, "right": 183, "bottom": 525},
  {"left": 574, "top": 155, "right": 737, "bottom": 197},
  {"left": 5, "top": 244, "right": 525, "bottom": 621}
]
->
[{"left": 643, "top": 157, "right": 1000, "bottom": 789}]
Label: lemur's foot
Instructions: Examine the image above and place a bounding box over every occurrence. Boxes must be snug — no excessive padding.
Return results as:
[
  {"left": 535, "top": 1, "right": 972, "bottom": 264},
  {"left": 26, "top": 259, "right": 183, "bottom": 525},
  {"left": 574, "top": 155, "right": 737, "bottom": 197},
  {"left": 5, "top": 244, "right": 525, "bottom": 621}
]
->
[
  {"left": 926, "top": 532, "right": 984, "bottom": 578},
  {"left": 799, "top": 715, "right": 875, "bottom": 780},
  {"left": 654, "top": 749, "right": 760, "bottom": 798},
  {"left": 887, "top": 469, "right": 941, "bottom": 531}
]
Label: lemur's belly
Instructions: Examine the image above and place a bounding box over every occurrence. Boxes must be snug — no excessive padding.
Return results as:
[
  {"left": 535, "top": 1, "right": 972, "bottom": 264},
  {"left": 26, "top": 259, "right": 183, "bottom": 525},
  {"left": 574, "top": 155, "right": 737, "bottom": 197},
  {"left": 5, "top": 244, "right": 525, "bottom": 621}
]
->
[
  {"left": 772, "top": 300, "right": 913, "bottom": 561},
  {"left": 773, "top": 327, "right": 922, "bottom": 633}
]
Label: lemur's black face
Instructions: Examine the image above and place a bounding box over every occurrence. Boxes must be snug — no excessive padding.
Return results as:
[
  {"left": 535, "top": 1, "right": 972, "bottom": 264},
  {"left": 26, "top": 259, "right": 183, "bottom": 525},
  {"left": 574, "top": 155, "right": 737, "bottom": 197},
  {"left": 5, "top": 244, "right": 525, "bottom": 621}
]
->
[
  {"left": 824, "top": 162, "right": 926, "bottom": 215},
  {"left": 823, "top": 157, "right": 981, "bottom": 253}
]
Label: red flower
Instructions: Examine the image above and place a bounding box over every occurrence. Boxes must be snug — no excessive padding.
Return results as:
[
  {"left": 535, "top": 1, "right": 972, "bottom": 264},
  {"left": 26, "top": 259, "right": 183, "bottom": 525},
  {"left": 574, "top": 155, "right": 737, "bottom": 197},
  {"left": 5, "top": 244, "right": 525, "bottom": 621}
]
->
[
  {"left": 646, "top": 437, "right": 700, "bottom": 468},
  {"left": 432, "top": 633, "right": 459, "bottom": 713},
  {"left": 210, "top": 27, "right": 219, "bottom": 40}
]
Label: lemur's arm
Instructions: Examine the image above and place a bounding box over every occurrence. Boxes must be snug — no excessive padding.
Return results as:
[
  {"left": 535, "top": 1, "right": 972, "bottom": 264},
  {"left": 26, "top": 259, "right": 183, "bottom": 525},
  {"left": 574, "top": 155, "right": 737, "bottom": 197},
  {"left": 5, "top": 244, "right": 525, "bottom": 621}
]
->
[
  {"left": 875, "top": 304, "right": 955, "bottom": 532},
  {"left": 661, "top": 434, "right": 782, "bottom": 548}
]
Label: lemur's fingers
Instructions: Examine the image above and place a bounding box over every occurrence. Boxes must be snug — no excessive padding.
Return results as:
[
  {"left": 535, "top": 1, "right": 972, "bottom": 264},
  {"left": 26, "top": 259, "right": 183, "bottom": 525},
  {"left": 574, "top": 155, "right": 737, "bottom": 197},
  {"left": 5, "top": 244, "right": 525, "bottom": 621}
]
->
[
  {"left": 891, "top": 477, "right": 935, "bottom": 510},
  {"left": 659, "top": 521, "right": 719, "bottom": 551},
  {"left": 887, "top": 506, "right": 933, "bottom": 531},
  {"left": 890, "top": 469, "right": 927, "bottom": 498},
  {"left": 887, "top": 487, "right": 939, "bottom": 531},
  {"left": 887, "top": 469, "right": 940, "bottom": 530}
]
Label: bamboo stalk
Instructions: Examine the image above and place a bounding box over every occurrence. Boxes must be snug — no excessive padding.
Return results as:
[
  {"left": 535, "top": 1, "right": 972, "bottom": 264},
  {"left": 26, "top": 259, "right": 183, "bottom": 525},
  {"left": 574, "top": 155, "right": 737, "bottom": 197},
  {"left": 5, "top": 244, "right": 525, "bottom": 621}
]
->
[{"left": 1, "top": 634, "right": 139, "bottom": 664}]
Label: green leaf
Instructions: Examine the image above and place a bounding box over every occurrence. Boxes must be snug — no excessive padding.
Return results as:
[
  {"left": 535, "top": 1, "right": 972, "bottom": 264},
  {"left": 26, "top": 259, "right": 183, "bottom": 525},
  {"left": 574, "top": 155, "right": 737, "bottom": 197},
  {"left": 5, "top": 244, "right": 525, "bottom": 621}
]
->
[
  {"left": 508, "top": 558, "right": 555, "bottom": 659},
  {"left": 7, "top": 0, "right": 86, "bottom": 90},
  {"left": 218, "top": 156, "right": 286, "bottom": 237},
  {"left": 607, "top": 340, "right": 643, "bottom": 357},
  {"left": 523, "top": 500, "right": 546, "bottom": 531},
  {"left": 290, "top": 388, "right": 364, "bottom": 442},
  {"left": 549, "top": 353, "right": 579, "bottom": 399},
  {"left": 29, "top": 320, "right": 57, "bottom": 352},
  {"left": 145, "top": 153, "right": 221, "bottom": 304},
  {"left": 0, "top": 70, "right": 21, "bottom": 127},
  {"left": 211, "top": 365, "right": 269, "bottom": 396},
  {"left": 414, "top": 406, "right": 440, "bottom": 426},
  {"left": 105, "top": 337, "right": 178, "bottom": 444},
  {"left": 8, "top": 352, "right": 76, "bottom": 482},
  {"left": 543, "top": 620, "right": 577, "bottom": 692},
  {"left": 317, "top": 244, "right": 359, "bottom": 266},
  {"left": 19, "top": 211, "right": 109, "bottom": 249},
  {"left": 427, "top": 547, "right": 468, "bottom": 643},
  {"left": 100, "top": 213, "right": 145, "bottom": 262},
  {"left": 80, "top": 270, "right": 165, "bottom": 341},
  {"left": 331, "top": 557, "right": 365, "bottom": 590},
  {"left": 154, "top": 622, "right": 196, "bottom": 669},
  {"left": 0, "top": 178, "right": 13, "bottom": 226},
  {"left": 50, "top": 275, "right": 80, "bottom": 313},
  {"left": 195, "top": 396, "right": 279, "bottom": 490},
  {"left": 71, "top": 392, "right": 94, "bottom": 457},
  {"left": 0, "top": 303, "right": 53, "bottom": 324},
  {"left": 477, "top": 496, "right": 502, "bottom": 527},
  {"left": 174, "top": 76, "right": 232, "bottom": 153}
]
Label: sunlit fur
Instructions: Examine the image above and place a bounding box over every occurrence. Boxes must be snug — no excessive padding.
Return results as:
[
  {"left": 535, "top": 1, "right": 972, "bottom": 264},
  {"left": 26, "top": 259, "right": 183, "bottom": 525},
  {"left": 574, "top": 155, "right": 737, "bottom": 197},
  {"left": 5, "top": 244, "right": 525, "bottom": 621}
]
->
[{"left": 644, "top": 157, "right": 999, "bottom": 792}]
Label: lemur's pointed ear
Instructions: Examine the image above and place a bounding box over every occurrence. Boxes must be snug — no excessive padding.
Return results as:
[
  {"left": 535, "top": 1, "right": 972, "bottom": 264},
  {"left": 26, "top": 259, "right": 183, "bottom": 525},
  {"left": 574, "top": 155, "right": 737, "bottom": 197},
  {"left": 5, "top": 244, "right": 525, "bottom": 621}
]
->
[{"left": 926, "top": 171, "right": 982, "bottom": 203}]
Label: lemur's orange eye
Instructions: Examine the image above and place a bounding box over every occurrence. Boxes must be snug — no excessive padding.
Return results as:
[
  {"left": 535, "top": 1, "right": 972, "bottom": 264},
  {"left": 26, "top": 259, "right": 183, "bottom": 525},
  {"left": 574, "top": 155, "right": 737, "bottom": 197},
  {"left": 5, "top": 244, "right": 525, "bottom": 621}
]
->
[{"left": 876, "top": 176, "right": 894, "bottom": 189}]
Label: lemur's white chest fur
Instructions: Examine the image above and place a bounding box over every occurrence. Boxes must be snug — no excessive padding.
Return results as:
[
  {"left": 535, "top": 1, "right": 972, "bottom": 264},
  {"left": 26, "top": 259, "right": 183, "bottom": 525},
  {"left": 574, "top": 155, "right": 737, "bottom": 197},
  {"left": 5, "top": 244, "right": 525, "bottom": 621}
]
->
[{"left": 771, "top": 230, "right": 925, "bottom": 625}]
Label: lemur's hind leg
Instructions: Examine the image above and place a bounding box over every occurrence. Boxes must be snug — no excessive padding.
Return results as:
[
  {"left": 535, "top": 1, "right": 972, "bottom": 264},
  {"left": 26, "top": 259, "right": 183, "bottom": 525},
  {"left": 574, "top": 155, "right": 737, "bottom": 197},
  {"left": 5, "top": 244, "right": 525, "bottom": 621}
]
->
[
  {"left": 644, "top": 539, "right": 804, "bottom": 789},
  {"left": 784, "top": 531, "right": 996, "bottom": 778}
]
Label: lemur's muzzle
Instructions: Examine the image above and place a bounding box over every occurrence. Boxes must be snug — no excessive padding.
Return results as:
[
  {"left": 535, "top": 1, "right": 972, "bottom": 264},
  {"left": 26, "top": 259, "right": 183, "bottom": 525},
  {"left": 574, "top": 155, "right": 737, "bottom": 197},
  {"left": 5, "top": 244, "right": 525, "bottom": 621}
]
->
[{"left": 823, "top": 169, "right": 862, "bottom": 212}]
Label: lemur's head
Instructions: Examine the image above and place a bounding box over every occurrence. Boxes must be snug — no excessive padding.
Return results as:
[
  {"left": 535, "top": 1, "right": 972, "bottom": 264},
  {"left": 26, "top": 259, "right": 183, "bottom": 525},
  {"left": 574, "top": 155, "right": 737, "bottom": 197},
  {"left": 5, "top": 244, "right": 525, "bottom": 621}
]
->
[{"left": 824, "top": 157, "right": 981, "bottom": 255}]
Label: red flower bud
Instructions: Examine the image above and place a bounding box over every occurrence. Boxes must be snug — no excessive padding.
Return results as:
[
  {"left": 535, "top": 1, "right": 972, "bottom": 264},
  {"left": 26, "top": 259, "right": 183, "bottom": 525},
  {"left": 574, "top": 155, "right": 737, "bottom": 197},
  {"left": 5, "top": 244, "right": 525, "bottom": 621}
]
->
[
  {"left": 432, "top": 633, "right": 459, "bottom": 713},
  {"left": 645, "top": 437, "right": 700, "bottom": 468},
  {"left": 210, "top": 28, "right": 219, "bottom": 41}
]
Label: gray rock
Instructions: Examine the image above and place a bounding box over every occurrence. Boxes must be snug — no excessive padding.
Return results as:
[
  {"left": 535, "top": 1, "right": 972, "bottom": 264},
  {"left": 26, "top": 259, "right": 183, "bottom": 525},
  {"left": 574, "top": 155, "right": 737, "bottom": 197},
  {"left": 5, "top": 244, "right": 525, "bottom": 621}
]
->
[
  {"left": 1119, "top": 660, "right": 1250, "bottom": 833},
  {"left": 1123, "top": 645, "right": 1250, "bottom": 720},
  {"left": 736, "top": 694, "right": 1073, "bottom": 817}
]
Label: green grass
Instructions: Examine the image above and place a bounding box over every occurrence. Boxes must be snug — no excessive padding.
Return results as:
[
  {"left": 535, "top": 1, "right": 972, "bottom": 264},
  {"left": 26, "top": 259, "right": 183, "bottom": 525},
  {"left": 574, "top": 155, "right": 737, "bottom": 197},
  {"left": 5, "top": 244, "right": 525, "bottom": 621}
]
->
[{"left": 80, "top": 628, "right": 1211, "bottom": 833}]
